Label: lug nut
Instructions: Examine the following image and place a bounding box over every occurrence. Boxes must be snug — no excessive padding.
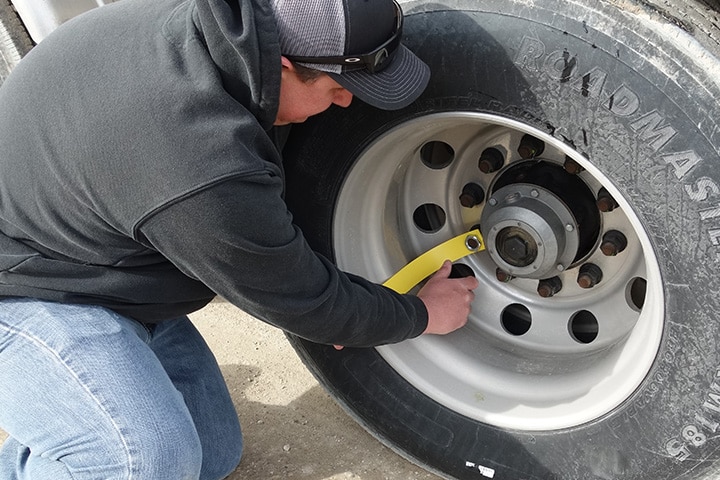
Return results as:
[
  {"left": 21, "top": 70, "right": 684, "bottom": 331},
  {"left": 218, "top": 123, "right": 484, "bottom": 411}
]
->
[
  {"left": 596, "top": 187, "right": 618, "bottom": 212},
  {"left": 495, "top": 268, "right": 514, "bottom": 283},
  {"left": 577, "top": 263, "right": 603, "bottom": 288},
  {"left": 459, "top": 183, "right": 486, "bottom": 208},
  {"left": 600, "top": 230, "right": 628, "bottom": 256},
  {"left": 518, "top": 134, "right": 545, "bottom": 159},
  {"left": 563, "top": 156, "right": 584, "bottom": 174},
  {"left": 537, "top": 276, "right": 562, "bottom": 297},
  {"left": 478, "top": 148, "right": 505, "bottom": 174}
]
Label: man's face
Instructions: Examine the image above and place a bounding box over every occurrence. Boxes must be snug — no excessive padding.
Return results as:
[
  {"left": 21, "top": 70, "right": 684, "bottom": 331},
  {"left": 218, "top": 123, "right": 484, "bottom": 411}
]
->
[{"left": 274, "top": 57, "right": 354, "bottom": 126}]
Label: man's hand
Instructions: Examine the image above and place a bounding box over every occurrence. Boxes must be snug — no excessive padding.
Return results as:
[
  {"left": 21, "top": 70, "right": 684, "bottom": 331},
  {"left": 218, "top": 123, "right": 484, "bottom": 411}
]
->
[
  {"left": 333, "top": 260, "right": 478, "bottom": 350},
  {"left": 417, "top": 260, "right": 479, "bottom": 335}
]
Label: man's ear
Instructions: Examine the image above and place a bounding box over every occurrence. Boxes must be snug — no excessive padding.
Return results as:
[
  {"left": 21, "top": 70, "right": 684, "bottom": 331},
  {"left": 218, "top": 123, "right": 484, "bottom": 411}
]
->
[{"left": 280, "top": 56, "right": 295, "bottom": 70}]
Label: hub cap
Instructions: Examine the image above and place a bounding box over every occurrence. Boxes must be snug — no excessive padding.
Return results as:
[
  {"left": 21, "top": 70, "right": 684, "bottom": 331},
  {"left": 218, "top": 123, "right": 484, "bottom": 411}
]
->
[{"left": 483, "top": 183, "right": 580, "bottom": 278}]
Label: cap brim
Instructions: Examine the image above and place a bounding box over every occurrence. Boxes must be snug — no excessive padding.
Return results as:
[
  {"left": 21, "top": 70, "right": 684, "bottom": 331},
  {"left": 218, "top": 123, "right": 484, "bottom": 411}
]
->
[{"left": 328, "top": 45, "right": 430, "bottom": 111}]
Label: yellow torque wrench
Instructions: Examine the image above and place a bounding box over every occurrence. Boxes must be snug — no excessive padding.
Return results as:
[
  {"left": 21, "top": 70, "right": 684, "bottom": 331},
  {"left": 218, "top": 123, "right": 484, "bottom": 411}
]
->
[{"left": 382, "top": 229, "right": 485, "bottom": 294}]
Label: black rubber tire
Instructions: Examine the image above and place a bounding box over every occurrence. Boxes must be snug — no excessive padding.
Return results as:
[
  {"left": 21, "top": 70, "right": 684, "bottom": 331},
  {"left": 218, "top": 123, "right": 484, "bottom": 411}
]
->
[
  {"left": 0, "top": 0, "right": 32, "bottom": 85},
  {"left": 283, "top": 1, "right": 720, "bottom": 479}
]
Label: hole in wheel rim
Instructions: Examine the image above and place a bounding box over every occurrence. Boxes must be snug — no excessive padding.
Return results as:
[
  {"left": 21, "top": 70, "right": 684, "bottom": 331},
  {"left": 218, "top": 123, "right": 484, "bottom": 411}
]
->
[
  {"left": 569, "top": 310, "right": 599, "bottom": 344},
  {"left": 628, "top": 277, "right": 647, "bottom": 311},
  {"left": 413, "top": 204, "right": 446, "bottom": 233},
  {"left": 501, "top": 304, "right": 532, "bottom": 336},
  {"left": 420, "top": 141, "right": 454, "bottom": 169}
]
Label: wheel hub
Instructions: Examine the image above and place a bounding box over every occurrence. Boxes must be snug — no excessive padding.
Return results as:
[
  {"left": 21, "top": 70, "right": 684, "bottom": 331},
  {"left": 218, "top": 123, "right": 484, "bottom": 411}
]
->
[
  {"left": 497, "top": 226, "right": 537, "bottom": 267},
  {"left": 481, "top": 183, "right": 579, "bottom": 279}
]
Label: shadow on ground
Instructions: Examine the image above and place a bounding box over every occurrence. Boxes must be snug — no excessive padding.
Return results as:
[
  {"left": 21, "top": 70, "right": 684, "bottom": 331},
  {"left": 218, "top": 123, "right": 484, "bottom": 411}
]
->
[
  {"left": 197, "top": 301, "right": 441, "bottom": 480},
  {"left": 222, "top": 364, "right": 439, "bottom": 480}
]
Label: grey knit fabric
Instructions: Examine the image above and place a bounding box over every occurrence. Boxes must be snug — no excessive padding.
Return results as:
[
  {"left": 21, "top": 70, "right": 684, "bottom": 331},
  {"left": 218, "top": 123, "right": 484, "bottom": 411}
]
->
[{"left": 270, "top": 0, "right": 346, "bottom": 74}]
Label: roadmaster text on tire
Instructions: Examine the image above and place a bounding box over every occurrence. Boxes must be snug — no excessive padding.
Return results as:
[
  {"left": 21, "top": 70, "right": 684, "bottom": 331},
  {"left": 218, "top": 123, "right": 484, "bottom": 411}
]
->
[{"left": 283, "top": 1, "right": 720, "bottom": 479}]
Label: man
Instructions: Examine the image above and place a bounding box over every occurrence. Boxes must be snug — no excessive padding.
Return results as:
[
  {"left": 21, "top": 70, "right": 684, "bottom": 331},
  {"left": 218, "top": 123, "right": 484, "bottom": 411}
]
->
[{"left": 0, "top": 0, "right": 478, "bottom": 478}]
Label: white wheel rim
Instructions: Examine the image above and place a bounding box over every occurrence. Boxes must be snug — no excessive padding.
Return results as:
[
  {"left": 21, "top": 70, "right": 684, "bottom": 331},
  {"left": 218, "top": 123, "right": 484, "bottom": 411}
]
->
[{"left": 333, "top": 112, "right": 663, "bottom": 431}]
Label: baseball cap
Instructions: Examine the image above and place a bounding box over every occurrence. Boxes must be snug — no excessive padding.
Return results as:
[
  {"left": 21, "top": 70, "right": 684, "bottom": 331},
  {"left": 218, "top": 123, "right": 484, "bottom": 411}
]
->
[{"left": 270, "top": 0, "right": 431, "bottom": 110}]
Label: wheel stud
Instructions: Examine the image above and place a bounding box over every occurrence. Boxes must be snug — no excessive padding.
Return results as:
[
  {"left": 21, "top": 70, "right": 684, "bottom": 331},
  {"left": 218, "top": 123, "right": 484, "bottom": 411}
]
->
[
  {"left": 459, "top": 183, "right": 485, "bottom": 208},
  {"left": 563, "top": 156, "right": 584, "bottom": 174},
  {"left": 478, "top": 148, "right": 504, "bottom": 173},
  {"left": 517, "top": 134, "right": 545, "bottom": 159},
  {"left": 600, "top": 230, "right": 628, "bottom": 256},
  {"left": 537, "top": 276, "right": 562, "bottom": 297},
  {"left": 577, "top": 263, "right": 603, "bottom": 288},
  {"left": 496, "top": 268, "right": 514, "bottom": 283},
  {"left": 596, "top": 187, "right": 618, "bottom": 212}
]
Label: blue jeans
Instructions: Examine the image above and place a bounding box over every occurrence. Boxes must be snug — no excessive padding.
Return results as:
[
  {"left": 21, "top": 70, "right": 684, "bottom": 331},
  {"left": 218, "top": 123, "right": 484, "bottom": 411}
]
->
[{"left": 0, "top": 298, "right": 242, "bottom": 480}]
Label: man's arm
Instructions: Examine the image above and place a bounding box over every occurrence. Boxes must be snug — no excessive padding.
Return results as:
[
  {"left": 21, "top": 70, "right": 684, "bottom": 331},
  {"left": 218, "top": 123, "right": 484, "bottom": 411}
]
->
[{"left": 138, "top": 173, "right": 429, "bottom": 347}]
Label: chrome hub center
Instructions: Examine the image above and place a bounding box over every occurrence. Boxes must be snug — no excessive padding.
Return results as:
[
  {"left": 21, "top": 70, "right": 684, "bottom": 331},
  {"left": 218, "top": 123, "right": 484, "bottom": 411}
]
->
[{"left": 481, "top": 183, "right": 579, "bottom": 279}]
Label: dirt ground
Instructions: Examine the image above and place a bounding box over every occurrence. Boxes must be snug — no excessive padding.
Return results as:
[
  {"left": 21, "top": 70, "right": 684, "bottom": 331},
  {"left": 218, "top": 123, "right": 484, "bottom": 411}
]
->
[{"left": 0, "top": 299, "right": 443, "bottom": 480}]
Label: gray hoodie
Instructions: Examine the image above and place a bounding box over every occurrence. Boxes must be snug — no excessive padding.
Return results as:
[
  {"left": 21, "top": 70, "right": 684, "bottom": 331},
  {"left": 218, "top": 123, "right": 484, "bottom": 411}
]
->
[{"left": 0, "top": 0, "right": 427, "bottom": 346}]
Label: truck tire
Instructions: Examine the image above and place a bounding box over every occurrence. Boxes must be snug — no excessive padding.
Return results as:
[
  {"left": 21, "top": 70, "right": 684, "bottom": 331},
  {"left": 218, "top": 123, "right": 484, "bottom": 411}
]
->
[
  {"left": 283, "top": 0, "right": 720, "bottom": 478},
  {"left": 0, "top": 0, "right": 32, "bottom": 85}
]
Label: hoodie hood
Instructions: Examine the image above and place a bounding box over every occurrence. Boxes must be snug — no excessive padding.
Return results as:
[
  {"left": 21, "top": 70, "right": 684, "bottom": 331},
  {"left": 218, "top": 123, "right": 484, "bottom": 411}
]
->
[{"left": 193, "top": 0, "right": 282, "bottom": 128}]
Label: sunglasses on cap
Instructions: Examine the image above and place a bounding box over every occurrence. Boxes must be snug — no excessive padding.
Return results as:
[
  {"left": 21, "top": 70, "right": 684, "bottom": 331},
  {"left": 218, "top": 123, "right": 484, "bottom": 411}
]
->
[{"left": 284, "top": 0, "right": 403, "bottom": 74}]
